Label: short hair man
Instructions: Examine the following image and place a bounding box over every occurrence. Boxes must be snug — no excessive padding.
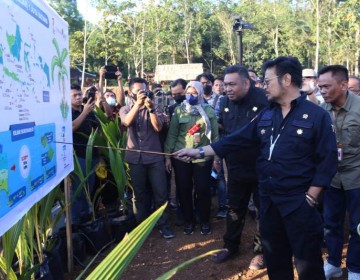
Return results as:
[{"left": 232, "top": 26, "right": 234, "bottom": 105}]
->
[
  {"left": 348, "top": 75, "right": 360, "bottom": 95},
  {"left": 301, "top": 68, "right": 324, "bottom": 104},
  {"left": 169, "top": 79, "right": 187, "bottom": 117},
  {"left": 318, "top": 65, "right": 360, "bottom": 280},
  {"left": 70, "top": 84, "right": 100, "bottom": 224},
  {"left": 175, "top": 56, "right": 338, "bottom": 280},
  {"left": 213, "top": 76, "right": 225, "bottom": 96},
  {"left": 119, "top": 78, "right": 174, "bottom": 239},
  {"left": 211, "top": 65, "right": 269, "bottom": 270},
  {"left": 196, "top": 72, "right": 215, "bottom": 86}
]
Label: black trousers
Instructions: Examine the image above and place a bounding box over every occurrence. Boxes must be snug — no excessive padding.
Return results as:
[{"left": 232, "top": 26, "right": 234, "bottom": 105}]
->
[
  {"left": 223, "top": 175, "right": 259, "bottom": 253},
  {"left": 260, "top": 199, "right": 325, "bottom": 280},
  {"left": 172, "top": 158, "right": 212, "bottom": 224}
]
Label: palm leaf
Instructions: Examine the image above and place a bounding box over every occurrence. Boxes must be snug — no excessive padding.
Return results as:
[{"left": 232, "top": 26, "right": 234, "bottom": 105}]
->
[
  {"left": 52, "top": 38, "right": 61, "bottom": 58},
  {"left": 156, "top": 249, "right": 222, "bottom": 280},
  {"left": 0, "top": 216, "right": 25, "bottom": 278},
  {"left": 60, "top": 48, "right": 68, "bottom": 66},
  {"left": 51, "top": 56, "right": 60, "bottom": 82},
  {"left": 83, "top": 203, "right": 167, "bottom": 280}
]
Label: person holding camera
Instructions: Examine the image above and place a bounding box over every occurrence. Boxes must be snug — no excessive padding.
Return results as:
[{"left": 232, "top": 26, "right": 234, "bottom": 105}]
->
[
  {"left": 70, "top": 84, "right": 100, "bottom": 224},
  {"left": 164, "top": 81, "right": 219, "bottom": 235},
  {"left": 99, "top": 65, "right": 126, "bottom": 107},
  {"left": 119, "top": 78, "right": 174, "bottom": 239}
]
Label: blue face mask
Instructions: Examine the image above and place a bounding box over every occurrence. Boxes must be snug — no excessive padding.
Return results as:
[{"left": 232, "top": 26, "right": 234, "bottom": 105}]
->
[{"left": 186, "top": 95, "right": 198, "bottom": 105}]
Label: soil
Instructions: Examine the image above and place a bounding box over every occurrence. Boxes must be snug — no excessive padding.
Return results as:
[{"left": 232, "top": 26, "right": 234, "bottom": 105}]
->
[{"left": 65, "top": 203, "right": 349, "bottom": 280}]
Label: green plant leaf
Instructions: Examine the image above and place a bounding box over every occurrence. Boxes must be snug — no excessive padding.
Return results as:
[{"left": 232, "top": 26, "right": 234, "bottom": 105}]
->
[
  {"left": 156, "top": 249, "right": 222, "bottom": 280},
  {"left": 0, "top": 216, "right": 25, "bottom": 279},
  {"left": 83, "top": 203, "right": 167, "bottom": 280}
]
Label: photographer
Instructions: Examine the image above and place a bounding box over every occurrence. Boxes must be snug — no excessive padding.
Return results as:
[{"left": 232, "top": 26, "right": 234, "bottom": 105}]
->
[
  {"left": 119, "top": 78, "right": 174, "bottom": 239},
  {"left": 98, "top": 65, "right": 126, "bottom": 107},
  {"left": 71, "top": 84, "right": 100, "bottom": 224}
]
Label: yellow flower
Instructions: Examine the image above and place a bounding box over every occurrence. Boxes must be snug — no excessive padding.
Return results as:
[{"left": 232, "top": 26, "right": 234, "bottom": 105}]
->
[{"left": 95, "top": 162, "right": 107, "bottom": 179}]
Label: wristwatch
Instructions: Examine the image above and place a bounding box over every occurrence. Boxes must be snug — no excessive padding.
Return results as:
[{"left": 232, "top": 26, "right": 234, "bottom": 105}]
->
[
  {"left": 148, "top": 108, "right": 155, "bottom": 114},
  {"left": 198, "top": 147, "right": 205, "bottom": 159}
]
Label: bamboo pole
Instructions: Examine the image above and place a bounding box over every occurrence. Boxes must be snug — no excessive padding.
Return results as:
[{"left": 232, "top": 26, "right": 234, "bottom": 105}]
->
[{"left": 64, "top": 176, "right": 74, "bottom": 272}]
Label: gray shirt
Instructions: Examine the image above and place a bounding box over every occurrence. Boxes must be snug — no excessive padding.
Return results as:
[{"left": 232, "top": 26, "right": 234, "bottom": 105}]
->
[
  {"left": 322, "top": 92, "right": 360, "bottom": 190},
  {"left": 119, "top": 104, "right": 164, "bottom": 164}
]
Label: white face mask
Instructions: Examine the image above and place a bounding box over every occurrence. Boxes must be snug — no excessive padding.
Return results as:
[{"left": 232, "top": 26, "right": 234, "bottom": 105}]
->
[{"left": 106, "top": 97, "right": 116, "bottom": 106}]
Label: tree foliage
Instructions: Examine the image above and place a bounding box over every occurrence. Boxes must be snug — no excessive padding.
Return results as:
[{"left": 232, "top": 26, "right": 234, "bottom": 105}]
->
[{"left": 50, "top": 0, "right": 360, "bottom": 77}]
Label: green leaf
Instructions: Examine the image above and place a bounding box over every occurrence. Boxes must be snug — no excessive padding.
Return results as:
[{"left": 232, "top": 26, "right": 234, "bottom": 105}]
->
[
  {"left": 156, "top": 249, "right": 222, "bottom": 280},
  {"left": 0, "top": 216, "right": 25, "bottom": 279},
  {"left": 84, "top": 203, "right": 167, "bottom": 280}
]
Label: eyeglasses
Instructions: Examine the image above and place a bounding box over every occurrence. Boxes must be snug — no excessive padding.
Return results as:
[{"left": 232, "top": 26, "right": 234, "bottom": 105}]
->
[{"left": 263, "top": 75, "right": 279, "bottom": 87}]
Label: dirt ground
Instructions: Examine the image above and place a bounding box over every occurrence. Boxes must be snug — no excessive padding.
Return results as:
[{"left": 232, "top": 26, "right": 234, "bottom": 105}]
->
[
  {"left": 120, "top": 207, "right": 349, "bottom": 280},
  {"left": 65, "top": 203, "right": 349, "bottom": 280}
]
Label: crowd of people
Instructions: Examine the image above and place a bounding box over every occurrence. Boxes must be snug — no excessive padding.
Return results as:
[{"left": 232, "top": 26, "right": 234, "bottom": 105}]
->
[{"left": 70, "top": 57, "right": 360, "bottom": 280}]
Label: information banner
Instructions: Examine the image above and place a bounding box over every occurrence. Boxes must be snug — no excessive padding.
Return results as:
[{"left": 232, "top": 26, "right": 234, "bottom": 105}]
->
[{"left": 0, "top": 0, "right": 73, "bottom": 236}]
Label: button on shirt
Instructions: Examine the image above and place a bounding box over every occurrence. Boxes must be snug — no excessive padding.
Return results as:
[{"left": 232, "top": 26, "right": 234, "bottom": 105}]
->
[
  {"left": 321, "top": 92, "right": 360, "bottom": 190},
  {"left": 212, "top": 94, "right": 338, "bottom": 216},
  {"left": 119, "top": 104, "right": 164, "bottom": 164}
]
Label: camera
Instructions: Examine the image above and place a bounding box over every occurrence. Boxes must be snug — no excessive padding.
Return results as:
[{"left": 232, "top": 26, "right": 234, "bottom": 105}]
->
[
  {"left": 84, "top": 86, "right": 97, "bottom": 103},
  {"left": 104, "top": 65, "right": 117, "bottom": 80},
  {"left": 154, "top": 89, "right": 166, "bottom": 97},
  {"left": 144, "top": 90, "right": 154, "bottom": 99}
]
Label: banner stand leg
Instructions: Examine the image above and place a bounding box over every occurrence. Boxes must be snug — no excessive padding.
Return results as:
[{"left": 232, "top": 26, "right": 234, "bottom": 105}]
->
[{"left": 64, "top": 176, "right": 74, "bottom": 272}]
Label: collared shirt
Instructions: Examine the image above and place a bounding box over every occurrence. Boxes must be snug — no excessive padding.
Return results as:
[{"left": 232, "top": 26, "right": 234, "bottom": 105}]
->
[
  {"left": 218, "top": 86, "right": 268, "bottom": 180},
  {"left": 212, "top": 94, "right": 338, "bottom": 216},
  {"left": 321, "top": 92, "right": 360, "bottom": 190},
  {"left": 72, "top": 106, "right": 99, "bottom": 158},
  {"left": 204, "top": 92, "right": 218, "bottom": 108},
  {"left": 119, "top": 104, "right": 164, "bottom": 164}
]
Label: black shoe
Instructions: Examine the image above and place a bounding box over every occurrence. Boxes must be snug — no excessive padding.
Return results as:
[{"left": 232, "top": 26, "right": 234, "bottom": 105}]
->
[
  {"left": 210, "top": 249, "right": 237, "bottom": 264},
  {"left": 183, "top": 224, "right": 195, "bottom": 235},
  {"left": 159, "top": 225, "right": 175, "bottom": 239},
  {"left": 200, "top": 223, "right": 212, "bottom": 235}
]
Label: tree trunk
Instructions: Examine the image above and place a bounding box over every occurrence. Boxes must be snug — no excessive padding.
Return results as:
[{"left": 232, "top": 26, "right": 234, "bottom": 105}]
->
[
  {"left": 81, "top": 17, "right": 87, "bottom": 90},
  {"left": 274, "top": 25, "right": 279, "bottom": 57},
  {"left": 355, "top": 25, "right": 359, "bottom": 76},
  {"left": 315, "top": 0, "right": 320, "bottom": 72}
]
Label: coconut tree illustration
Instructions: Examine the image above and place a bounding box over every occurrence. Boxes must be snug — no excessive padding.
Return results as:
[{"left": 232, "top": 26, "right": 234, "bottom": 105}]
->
[{"left": 51, "top": 38, "right": 69, "bottom": 120}]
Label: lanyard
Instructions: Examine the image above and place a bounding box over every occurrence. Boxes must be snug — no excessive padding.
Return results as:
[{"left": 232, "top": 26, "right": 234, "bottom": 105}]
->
[
  {"left": 268, "top": 127, "right": 286, "bottom": 160},
  {"left": 268, "top": 107, "right": 294, "bottom": 161}
]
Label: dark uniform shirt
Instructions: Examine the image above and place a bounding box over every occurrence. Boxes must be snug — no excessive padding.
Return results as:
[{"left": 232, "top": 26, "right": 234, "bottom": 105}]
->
[
  {"left": 212, "top": 94, "right": 338, "bottom": 216},
  {"left": 218, "top": 85, "right": 269, "bottom": 181},
  {"left": 72, "top": 106, "right": 99, "bottom": 158}
]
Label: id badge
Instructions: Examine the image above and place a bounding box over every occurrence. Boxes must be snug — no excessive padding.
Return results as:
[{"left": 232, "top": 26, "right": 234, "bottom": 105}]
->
[{"left": 337, "top": 143, "right": 343, "bottom": 161}]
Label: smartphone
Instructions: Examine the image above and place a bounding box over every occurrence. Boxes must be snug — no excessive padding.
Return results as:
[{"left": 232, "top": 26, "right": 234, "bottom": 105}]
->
[
  {"left": 87, "top": 90, "right": 96, "bottom": 102},
  {"left": 104, "top": 65, "right": 117, "bottom": 80}
]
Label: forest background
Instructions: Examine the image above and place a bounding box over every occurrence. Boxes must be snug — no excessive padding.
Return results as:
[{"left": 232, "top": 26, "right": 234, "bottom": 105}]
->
[{"left": 48, "top": 0, "right": 360, "bottom": 85}]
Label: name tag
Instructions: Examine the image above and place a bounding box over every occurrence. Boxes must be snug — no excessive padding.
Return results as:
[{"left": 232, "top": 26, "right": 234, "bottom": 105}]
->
[{"left": 337, "top": 143, "right": 343, "bottom": 161}]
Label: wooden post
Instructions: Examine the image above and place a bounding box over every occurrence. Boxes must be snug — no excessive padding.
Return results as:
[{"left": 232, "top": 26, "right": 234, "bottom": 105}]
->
[{"left": 64, "top": 176, "right": 74, "bottom": 272}]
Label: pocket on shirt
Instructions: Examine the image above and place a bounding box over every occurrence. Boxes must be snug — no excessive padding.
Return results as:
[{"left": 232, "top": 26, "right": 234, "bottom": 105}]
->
[
  {"left": 288, "top": 120, "right": 314, "bottom": 153},
  {"left": 257, "top": 120, "right": 272, "bottom": 139},
  {"left": 343, "top": 126, "right": 360, "bottom": 147}
]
